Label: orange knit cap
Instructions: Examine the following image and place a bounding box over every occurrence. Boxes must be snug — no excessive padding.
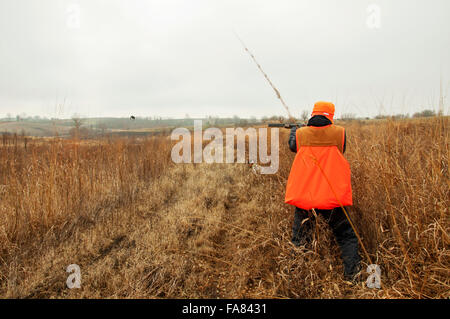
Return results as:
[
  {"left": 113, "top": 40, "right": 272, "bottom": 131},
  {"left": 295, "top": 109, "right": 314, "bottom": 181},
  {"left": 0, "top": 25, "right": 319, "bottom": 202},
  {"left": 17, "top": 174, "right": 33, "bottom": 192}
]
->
[{"left": 311, "top": 101, "right": 335, "bottom": 123}]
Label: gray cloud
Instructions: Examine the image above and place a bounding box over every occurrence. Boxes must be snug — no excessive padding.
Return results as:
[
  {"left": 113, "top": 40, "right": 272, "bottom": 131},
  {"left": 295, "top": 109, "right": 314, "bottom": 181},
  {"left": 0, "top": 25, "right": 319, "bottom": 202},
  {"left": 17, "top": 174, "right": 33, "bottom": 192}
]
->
[{"left": 0, "top": 0, "right": 449, "bottom": 119}]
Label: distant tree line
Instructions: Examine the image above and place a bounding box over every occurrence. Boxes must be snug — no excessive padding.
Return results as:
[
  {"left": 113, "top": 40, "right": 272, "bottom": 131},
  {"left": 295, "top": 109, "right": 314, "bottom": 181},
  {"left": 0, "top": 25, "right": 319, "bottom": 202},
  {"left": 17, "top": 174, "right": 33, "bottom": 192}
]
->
[{"left": 1, "top": 108, "right": 443, "bottom": 130}]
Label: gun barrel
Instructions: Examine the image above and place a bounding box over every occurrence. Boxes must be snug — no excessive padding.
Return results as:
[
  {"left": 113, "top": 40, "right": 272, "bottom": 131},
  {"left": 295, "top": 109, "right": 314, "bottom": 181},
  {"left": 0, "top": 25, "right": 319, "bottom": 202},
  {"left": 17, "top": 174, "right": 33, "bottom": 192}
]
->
[{"left": 268, "top": 123, "right": 304, "bottom": 128}]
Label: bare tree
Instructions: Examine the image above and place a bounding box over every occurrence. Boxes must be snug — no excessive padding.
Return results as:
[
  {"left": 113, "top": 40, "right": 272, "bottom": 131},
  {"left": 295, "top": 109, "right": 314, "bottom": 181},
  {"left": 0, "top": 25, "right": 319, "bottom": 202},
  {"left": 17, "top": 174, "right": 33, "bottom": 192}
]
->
[
  {"left": 301, "top": 110, "right": 309, "bottom": 122},
  {"left": 71, "top": 114, "right": 84, "bottom": 139}
]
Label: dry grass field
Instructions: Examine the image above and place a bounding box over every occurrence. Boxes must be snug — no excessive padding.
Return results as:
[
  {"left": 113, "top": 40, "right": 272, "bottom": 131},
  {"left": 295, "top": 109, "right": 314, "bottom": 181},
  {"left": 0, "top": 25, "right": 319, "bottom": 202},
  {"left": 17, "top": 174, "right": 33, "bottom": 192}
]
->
[{"left": 0, "top": 117, "right": 448, "bottom": 298}]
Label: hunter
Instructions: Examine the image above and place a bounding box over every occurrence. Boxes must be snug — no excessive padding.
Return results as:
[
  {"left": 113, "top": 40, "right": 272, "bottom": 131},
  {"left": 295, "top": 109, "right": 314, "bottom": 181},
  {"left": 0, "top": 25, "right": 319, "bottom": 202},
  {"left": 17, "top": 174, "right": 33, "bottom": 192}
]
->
[{"left": 285, "top": 101, "right": 361, "bottom": 280}]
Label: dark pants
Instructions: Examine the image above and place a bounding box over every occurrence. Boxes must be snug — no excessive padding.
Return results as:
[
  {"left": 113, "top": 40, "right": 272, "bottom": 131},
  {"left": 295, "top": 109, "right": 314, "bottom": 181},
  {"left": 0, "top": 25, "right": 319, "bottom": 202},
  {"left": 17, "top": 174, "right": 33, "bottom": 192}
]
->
[{"left": 292, "top": 206, "right": 361, "bottom": 279}]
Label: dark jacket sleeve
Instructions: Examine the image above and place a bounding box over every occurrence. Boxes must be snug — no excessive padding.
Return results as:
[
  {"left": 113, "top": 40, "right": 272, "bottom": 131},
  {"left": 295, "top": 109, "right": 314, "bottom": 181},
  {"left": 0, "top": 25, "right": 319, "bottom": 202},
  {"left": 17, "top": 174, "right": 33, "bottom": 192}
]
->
[
  {"left": 288, "top": 126, "right": 298, "bottom": 153},
  {"left": 343, "top": 130, "right": 346, "bottom": 154}
]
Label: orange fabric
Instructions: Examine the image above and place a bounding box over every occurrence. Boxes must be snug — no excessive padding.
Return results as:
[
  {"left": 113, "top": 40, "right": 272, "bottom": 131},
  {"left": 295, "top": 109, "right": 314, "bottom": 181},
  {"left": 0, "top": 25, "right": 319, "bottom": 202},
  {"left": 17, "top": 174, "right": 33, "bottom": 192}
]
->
[
  {"left": 296, "top": 124, "right": 344, "bottom": 153},
  {"left": 311, "top": 101, "right": 335, "bottom": 123},
  {"left": 285, "top": 125, "right": 352, "bottom": 210}
]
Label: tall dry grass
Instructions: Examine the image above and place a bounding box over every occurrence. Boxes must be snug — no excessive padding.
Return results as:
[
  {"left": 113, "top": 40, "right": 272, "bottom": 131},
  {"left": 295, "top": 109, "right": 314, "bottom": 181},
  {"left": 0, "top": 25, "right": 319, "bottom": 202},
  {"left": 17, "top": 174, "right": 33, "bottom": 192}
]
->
[
  {"left": 270, "top": 116, "right": 449, "bottom": 297},
  {"left": 0, "top": 135, "right": 172, "bottom": 295},
  {"left": 0, "top": 117, "right": 448, "bottom": 298},
  {"left": 345, "top": 117, "right": 449, "bottom": 297}
]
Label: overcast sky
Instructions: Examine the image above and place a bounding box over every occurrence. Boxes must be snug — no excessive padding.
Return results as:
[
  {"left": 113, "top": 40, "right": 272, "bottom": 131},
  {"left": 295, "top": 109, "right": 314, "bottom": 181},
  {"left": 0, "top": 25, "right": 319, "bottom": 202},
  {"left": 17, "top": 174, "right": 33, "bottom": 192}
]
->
[{"left": 0, "top": 0, "right": 449, "bottom": 119}]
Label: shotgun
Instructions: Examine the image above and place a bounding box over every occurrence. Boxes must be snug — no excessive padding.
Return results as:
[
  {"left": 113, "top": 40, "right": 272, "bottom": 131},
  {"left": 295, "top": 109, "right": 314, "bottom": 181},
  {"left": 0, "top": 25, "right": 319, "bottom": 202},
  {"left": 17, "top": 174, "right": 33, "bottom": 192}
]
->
[{"left": 268, "top": 123, "right": 305, "bottom": 128}]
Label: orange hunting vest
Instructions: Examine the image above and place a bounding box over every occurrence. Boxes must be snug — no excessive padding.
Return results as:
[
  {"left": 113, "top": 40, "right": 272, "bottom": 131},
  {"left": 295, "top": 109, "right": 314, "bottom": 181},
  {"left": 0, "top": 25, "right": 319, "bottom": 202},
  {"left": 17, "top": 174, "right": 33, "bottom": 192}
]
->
[{"left": 285, "top": 125, "right": 353, "bottom": 210}]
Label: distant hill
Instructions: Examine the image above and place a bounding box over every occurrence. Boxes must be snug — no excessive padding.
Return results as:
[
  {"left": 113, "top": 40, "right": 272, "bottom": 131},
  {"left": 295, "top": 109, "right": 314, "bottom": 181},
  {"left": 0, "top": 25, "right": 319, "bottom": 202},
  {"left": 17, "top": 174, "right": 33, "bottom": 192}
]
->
[
  {"left": 0, "top": 121, "right": 71, "bottom": 137},
  {"left": 0, "top": 116, "right": 264, "bottom": 137}
]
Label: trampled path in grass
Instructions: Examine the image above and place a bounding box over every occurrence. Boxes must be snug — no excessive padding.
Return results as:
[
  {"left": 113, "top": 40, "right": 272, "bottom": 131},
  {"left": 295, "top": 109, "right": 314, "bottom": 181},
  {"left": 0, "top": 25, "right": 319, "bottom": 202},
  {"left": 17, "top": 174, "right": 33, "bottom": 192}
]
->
[
  {"left": 5, "top": 163, "right": 266, "bottom": 298},
  {"left": 5, "top": 161, "right": 385, "bottom": 298}
]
